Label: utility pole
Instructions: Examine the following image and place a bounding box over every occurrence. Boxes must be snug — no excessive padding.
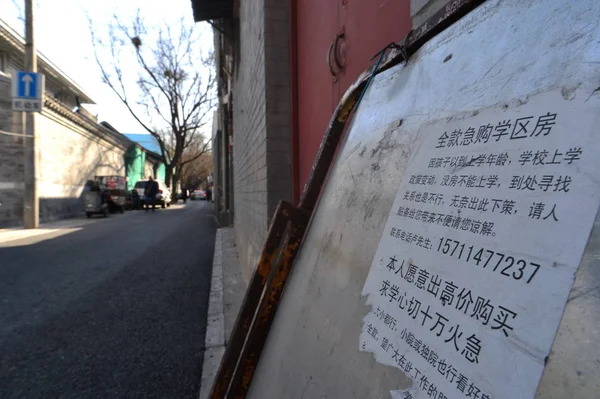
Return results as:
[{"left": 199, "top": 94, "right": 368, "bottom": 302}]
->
[{"left": 24, "top": 0, "right": 38, "bottom": 229}]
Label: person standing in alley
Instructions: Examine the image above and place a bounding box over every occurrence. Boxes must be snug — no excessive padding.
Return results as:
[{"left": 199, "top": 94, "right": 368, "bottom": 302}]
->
[
  {"left": 206, "top": 185, "right": 212, "bottom": 202},
  {"left": 182, "top": 188, "right": 188, "bottom": 204},
  {"left": 144, "top": 176, "right": 159, "bottom": 212}
]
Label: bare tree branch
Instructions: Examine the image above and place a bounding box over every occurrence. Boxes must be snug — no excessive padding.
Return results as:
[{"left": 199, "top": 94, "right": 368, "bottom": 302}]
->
[
  {"left": 179, "top": 143, "right": 212, "bottom": 190},
  {"left": 89, "top": 11, "right": 216, "bottom": 196},
  {"left": 180, "top": 141, "right": 210, "bottom": 166},
  {"left": 180, "top": 152, "right": 212, "bottom": 190},
  {"left": 10, "top": 0, "right": 22, "bottom": 22}
]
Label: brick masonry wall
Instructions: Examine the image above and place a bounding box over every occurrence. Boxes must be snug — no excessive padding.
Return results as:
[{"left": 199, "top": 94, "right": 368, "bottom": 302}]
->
[
  {"left": 0, "top": 133, "right": 24, "bottom": 227},
  {"left": 264, "top": 0, "right": 293, "bottom": 219},
  {"left": 0, "top": 75, "right": 12, "bottom": 131},
  {"left": 233, "top": 0, "right": 293, "bottom": 280},
  {"left": 233, "top": 0, "right": 269, "bottom": 280},
  {"left": 0, "top": 74, "right": 25, "bottom": 226}
]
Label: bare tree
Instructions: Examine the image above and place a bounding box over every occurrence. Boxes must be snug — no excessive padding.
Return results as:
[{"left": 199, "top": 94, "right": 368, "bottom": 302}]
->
[
  {"left": 180, "top": 150, "right": 212, "bottom": 191},
  {"left": 90, "top": 12, "right": 215, "bottom": 198}
]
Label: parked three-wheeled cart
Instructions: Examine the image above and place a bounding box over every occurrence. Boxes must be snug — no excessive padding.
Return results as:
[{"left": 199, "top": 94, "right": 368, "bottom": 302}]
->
[{"left": 83, "top": 180, "right": 109, "bottom": 218}]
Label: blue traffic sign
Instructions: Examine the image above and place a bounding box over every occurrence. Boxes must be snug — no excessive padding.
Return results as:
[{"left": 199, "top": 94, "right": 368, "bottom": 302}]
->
[
  {"left": 15, "top": 71, "right": 40, "bottom": 99},
  {"left": 11, "top": 72, "right": 44, "bottom": 112}
]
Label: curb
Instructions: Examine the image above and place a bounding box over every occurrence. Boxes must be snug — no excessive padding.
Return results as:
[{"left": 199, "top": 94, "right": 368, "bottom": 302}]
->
[{"left": 199, "top": 228, "right": 227, "bottom": 399}]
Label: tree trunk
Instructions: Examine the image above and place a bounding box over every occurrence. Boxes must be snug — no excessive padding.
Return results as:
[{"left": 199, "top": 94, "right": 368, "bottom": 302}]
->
[
  {"left": 171, "top": 172, "right": 179, "bottom": 201},
  {"left": 165, "top": 165, "right": 173, "bottom": 188}
]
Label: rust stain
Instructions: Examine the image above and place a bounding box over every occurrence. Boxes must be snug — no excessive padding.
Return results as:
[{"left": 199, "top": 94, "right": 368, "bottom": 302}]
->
[
  {"left": 210, "top": 201, "right": 298, "bottom": 399},
  {"left": 337, "top": 96, "right": 358, "bottom": 122},
  {"left": 225, "top": 204, "right": 309, "bottom": 398}
]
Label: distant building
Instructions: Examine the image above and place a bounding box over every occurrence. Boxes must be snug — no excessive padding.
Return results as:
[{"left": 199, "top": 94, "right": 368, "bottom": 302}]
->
[
  {"left": 122, "top": 133, "right": 163, "bottom": 154},
  {"left": 104, "top": 128, "right": 167, "bottom": 188},
  {"left": 122, "top": 133, "right": 167, "bottom": 184}
]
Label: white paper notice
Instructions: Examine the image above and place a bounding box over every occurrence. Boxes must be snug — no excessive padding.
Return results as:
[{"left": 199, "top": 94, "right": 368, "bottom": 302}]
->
[{"left": 360, "top": 90, "right": 600, "bottom": 399}]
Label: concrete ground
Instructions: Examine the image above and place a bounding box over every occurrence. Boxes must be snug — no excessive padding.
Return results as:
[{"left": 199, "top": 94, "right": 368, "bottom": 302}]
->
[
  {"left": 0, "top": 201, "right": 216, "bottom": 398},
  {"left": 199, "top": 227, "right": 246, "bottom": 399}
]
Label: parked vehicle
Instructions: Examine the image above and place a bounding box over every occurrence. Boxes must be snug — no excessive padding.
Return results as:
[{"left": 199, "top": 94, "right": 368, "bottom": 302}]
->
[
  {"left": 134, "top": 179, "right": 172, "bottom": 208},
  {"left": 95, "top": 176, "right": 126, "bottom": 213},
  {"left": 191, "top": 190, "right": 206, "bottom": 200},
  {"left": 177, "top": 189, "right": 191, "bottom": 203},
  {"left": 130, "top": 189, "right": 142, "bottom": 210},
  {"left": 156, "top": 180, "right": 172, "bottom": 208},
  {"left": 83, "top": 180, "right": 109, "bottom": 218},
  {"left": 104, "top": 189, "right": 126, "bottom": 213}
]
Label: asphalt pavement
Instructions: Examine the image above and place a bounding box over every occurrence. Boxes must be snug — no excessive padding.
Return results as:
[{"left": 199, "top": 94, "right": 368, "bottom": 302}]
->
[{"left": 0, "top": 200, "right": 217, "bottom": 398}]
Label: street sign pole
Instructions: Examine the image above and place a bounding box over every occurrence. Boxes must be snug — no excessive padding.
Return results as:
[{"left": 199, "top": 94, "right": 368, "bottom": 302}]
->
[{"left": 24, "top": 0, "right": 38, "bottom": 229}]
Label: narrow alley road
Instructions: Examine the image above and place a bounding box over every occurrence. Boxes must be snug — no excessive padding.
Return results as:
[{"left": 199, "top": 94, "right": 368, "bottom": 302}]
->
[{"left": 0, "top": 201, "right": 216, "bottom": 398}]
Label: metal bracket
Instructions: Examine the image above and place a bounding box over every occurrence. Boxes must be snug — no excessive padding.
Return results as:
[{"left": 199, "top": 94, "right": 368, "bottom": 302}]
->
[
  {"left": 333, "top": 31, "right": 346, "bottom": 71},
  {"left": 328, "top": 29, "right": 346, "bottom": 82}
]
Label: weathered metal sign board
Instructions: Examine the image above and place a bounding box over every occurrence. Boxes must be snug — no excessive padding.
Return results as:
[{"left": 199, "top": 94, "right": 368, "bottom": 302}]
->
[
  {"left": 246, "top": 1, "right": 600, "bottom": 398},
  {"left": 360, "top": 90, "right": 600, "bottom": 398}
]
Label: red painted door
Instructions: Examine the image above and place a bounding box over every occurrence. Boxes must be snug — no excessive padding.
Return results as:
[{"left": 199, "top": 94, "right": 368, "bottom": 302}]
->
[
  {"left": 293, "top": 0, "right": 412, "bottom": 201},
  {"left": 294, "top": 0, "right": 339, "bottom": 201},
  {"left": 337, "top": 1, "right": 412, "bottom": 100}
]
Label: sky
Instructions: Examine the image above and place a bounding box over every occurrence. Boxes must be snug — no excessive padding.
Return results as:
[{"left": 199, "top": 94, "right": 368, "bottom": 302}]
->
[{"left": 1, "top": 0, "right": 213, "bottom": 134}]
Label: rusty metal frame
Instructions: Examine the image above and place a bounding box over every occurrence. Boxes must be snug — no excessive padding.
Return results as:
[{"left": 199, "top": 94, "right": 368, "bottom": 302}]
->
[
  {"left": 209, "top": 201, "right": 307, "bottom": 397},
  {"left": 226, "top": 205, "right": 309, "bottom": 397},
  {"left": 209, "top": 1, "right": 487, "bottom": 398}
]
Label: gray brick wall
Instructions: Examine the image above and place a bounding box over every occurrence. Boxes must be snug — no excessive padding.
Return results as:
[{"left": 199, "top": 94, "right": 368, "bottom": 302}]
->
[
  {"left": 264, "top": 0, "right": 292, "bottom": 219},
  {"left": 0, "top": 74, "right": 25, "bottom": 226},
  {"left": 233, "top": 0, "right": 292, "bottom": 280},
  {"left": 0, "top": 133, "right": 25, "bottom": 226},
  {"left": 0, "top": 75, "right": 11, "bottom": 130},
  {"left": 233, "top": 0, "right": 268, "bottom": 278}
]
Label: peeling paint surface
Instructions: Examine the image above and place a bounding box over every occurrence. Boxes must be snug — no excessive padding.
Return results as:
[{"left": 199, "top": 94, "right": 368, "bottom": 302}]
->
[{"left": 247, "top": 1, "right": 600, "bottom": 398}]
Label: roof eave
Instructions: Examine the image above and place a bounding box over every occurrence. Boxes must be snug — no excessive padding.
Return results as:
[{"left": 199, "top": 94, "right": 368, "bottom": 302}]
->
[{"left": 190, "top": 0, "right": 233, "bottom": 22}]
